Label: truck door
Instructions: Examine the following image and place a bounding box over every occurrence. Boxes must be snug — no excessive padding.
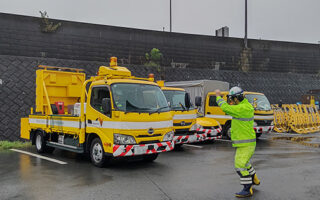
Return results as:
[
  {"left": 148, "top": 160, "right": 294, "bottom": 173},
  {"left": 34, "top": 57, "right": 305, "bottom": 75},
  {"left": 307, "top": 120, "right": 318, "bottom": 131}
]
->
[
  {"left": 205, "top": 94, "right": 229, "bottom": 124},
  {"left": 86, "top": 86, "right": 113, "bottom": 136}
]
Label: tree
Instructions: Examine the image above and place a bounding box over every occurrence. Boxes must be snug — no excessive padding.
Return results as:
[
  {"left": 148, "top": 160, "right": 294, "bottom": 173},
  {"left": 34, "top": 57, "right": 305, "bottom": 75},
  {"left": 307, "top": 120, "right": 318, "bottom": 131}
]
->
[
  {"left": 39, "top": 11, "right": 62, "bottom": 33},
  {"left": 145, "top": 48, "right": 162, "bottom": 67}
]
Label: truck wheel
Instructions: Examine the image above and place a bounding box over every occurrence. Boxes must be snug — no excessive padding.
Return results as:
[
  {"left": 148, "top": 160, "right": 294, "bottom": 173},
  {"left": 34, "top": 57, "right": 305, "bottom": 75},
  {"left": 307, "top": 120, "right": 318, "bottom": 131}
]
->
[
  {"left": 256, "top": 132, "right": 262, "bottom": 138},
  {"left": 90, "top": 138, "right": 109, "bottom": 167},
  {"left": 143, "top": 153, "right": 159, "bottom": 162},
  {"left": 35, "top": 131, "right": 55, "bottom": 153},
  {"left": 35, "top": 132, "right": 46, "bottom": 153},
  {"left": 224, "top": 123, "right": 232, "bottom": 140}
]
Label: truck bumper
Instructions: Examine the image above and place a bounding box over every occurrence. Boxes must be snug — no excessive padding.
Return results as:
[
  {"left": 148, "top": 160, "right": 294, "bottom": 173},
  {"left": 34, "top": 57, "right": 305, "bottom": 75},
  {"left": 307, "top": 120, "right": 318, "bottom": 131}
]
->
[
  {"left": 254, "top": 126, "right": 274, "bottom": 134},
  {"left": 196, "top": 127, "right": 223, "bottom": 140},
  {"left": 173, "top": 132, "right": 208, "bottom": 144},
  {"left": 113, "top": 141, "right": 174, "bottom": 157}
]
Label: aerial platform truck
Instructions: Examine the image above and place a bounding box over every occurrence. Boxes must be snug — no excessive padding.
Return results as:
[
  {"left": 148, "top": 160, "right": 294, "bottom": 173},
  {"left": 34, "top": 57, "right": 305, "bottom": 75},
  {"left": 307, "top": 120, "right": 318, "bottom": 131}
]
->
[{"left": 21, "top": 57, "right": 175, "bottom": 167}]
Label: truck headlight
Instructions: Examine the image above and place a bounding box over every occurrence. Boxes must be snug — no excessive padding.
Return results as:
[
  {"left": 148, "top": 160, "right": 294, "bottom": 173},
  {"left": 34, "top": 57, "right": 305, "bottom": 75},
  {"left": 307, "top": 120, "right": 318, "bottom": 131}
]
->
[
  {"left": 190, "top": 124, "right": 203, "bottom": 131},
  {"left": 163, "top": 131, "right": 174, "bottom": 142},
  {"left": 189, "top": 123, "right": 200, "bottom": 131},
  {"left": 114, "top": 134, "right": 137, "bottom": 145},
  {"left": 253, "top": 122, "right": 258, "bottom": 127}
]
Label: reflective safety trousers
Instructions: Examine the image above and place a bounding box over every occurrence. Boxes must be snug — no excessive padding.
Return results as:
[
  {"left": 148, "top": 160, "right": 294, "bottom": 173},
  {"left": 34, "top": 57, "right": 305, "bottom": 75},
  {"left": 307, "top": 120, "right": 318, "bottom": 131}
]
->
[
  {"left": 235, "top": 146, "right": 256, "bottom": 184},
  {"left": 216, "top": 97, "right": 256, "bottom": 147}
]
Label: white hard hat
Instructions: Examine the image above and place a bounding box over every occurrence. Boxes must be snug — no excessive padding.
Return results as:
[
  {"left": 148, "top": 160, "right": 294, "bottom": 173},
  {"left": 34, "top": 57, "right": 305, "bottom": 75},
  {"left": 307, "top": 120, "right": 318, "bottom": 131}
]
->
[{"left": 228, "top": 86, "right": 243, "bottom": 97}]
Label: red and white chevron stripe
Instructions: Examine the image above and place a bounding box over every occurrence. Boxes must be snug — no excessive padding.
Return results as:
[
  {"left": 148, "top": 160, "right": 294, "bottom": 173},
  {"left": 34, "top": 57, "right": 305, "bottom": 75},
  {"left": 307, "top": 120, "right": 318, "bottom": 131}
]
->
[
  {"left": 206, "top": 135, "right": 223, "bottom": 140},
  {"left": 254, "top": 126, "right": 274, "bottom": 134},
  {"left": 174, "top": 133, "right": 207, "bottom": 144},
  {"left": 113, "top": 141, "right": 174, "bottom": 157},
  {"left": 197, "top": 127, "right": 222, "bottom": 135},
  {"left": 196, "top": 127, "right": 222, "bottom": 141}
]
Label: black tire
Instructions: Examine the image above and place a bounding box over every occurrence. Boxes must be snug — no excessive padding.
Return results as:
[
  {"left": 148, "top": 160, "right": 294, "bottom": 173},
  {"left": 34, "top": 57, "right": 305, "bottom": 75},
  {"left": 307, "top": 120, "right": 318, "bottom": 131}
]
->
[
  {"left": 256, "top": 132, "right": 262, "bottom": 138},
  {"left": 35, "top": 131, "right": 55, "bottom": 153},
  {"left": 224, "top": 123, "right": 232, "bottom": 140},
  {"left": 35, "top": 131, "right": 46, "bottom": 153},
  {"left": 90, "top": 138, "right": 109, "bottom": 167},
  {"left": 143, "top": 153, "right": 159, "bottom": 162}
]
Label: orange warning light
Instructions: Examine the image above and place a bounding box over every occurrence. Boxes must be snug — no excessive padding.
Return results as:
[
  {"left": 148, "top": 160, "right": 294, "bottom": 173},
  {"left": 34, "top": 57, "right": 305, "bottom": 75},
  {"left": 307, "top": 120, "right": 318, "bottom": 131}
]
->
[
  {"left": 110, "top": 57, "right": 117, "bottom": 67},
  {"left": 148, "top": 73, "right": 154, "bottom": 78}
]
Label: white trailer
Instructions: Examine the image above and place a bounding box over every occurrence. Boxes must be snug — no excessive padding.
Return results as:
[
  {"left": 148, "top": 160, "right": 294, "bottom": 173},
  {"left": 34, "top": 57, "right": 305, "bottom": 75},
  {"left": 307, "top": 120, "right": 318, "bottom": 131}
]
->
[{"left": 165, "top": 80, "right": 230, "bottom": 113}]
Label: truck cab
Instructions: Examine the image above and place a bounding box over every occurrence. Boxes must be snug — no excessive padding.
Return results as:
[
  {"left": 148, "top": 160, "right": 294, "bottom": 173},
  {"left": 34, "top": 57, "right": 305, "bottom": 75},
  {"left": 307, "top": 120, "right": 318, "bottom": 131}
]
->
[
  {"left": 205, "top": 91, "right": 274, "bottom": 138},
  {"left": 21, "top": 57, "right": 174, "bottom": 167},
  {"left": 159, "top": 82, "right": 222, "bottom": 146}
]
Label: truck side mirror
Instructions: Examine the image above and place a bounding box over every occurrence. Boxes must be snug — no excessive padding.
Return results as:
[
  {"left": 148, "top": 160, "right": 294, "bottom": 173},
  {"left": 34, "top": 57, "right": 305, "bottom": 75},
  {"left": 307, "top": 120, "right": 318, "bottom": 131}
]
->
[
  {"left": 101, "top": 98, "right": 111, "bottom": 115},
  {"left": 185, "top": 93, "right": 191, "bottom": 109},
  {"left": 195, "top": 96, "right": 202, "bottom": 107}
]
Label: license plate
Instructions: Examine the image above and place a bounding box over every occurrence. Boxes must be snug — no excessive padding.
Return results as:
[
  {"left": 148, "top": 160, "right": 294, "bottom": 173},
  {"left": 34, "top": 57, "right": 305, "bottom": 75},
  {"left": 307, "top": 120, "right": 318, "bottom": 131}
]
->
[{"left": 135, "top": 146, "right": 148, "bottom": 155}]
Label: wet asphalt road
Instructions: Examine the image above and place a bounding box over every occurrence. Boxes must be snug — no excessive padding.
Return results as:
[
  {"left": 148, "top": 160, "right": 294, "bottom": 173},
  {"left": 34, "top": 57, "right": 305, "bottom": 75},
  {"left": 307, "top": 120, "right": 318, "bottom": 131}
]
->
[{"left": 1, "top": 135, "right": 320, "bottom": 200}]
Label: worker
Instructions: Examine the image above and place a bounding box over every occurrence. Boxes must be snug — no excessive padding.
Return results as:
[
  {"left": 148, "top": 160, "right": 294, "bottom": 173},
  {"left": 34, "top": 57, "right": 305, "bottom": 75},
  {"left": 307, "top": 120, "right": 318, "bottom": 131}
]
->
[{"left": 215, "top": 86, "right": 260, "bottom": 198}]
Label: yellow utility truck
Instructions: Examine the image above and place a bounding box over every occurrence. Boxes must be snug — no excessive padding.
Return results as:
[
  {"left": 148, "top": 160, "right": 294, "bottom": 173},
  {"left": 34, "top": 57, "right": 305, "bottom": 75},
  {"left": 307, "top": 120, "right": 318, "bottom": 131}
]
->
[
  {"left": 165, "top": 80, "right": 274, "bottom": 139},
  {"left": 21, "top": 57, "right": 174, "bottom": 167},
  {"left": 158, "top": 81, "right": 222, "bottom": 147}
]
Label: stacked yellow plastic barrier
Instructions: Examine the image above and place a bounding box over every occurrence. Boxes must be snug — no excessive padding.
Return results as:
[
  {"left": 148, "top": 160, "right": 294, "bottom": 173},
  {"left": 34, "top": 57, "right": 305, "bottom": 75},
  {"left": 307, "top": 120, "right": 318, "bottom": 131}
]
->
[{"left": 272, "top": 104, "right": 320, "bottom": 134}]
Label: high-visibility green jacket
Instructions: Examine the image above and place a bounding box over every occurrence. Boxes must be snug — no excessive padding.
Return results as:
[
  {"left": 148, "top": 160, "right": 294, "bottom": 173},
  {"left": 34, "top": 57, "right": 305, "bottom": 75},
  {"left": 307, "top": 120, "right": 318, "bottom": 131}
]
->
[{"left": 216, "top": 96, "right": 256, "bottom": 147}]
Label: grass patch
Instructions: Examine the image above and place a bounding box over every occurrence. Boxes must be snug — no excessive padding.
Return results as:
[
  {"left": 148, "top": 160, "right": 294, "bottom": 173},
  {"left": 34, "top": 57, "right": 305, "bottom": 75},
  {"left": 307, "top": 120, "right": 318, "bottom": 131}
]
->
[{"left": 0, "top": 141, "right": 32, "bottom": 151}]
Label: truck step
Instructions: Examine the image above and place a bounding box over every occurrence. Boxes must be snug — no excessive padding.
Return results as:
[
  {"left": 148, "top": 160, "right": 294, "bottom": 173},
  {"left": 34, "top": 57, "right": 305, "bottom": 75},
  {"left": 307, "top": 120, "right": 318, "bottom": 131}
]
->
[{"left": 47, "top": 141, "right": 84, "bottom": 153}]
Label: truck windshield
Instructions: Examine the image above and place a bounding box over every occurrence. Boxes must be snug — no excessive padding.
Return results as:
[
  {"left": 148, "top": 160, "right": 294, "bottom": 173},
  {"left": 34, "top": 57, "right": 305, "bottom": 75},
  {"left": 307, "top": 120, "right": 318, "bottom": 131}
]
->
[
  {"left": 111, "top": 83, "right": 169, "bottom": 113},
  {"left": 245, "top": 94, "right": 271, "bottom": 111},
  {"left": 163, "top": 90, "right": 194, "bottom": 111}
]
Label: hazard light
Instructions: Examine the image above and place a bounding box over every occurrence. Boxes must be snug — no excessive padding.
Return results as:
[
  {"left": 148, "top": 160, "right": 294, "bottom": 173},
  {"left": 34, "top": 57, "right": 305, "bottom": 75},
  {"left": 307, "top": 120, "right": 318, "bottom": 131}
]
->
[
  {"left": 148, "top": 73, "right": 155, "bottom": 82},
  {"left": 110, "top": 57, "right": 117, "bottom": 67}
]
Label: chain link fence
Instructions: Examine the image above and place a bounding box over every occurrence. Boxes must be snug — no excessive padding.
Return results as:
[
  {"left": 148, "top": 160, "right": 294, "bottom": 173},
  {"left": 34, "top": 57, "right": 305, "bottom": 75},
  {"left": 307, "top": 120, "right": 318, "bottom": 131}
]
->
[{"left": 1, "top": 55, "right": 320, "bottom": 141}]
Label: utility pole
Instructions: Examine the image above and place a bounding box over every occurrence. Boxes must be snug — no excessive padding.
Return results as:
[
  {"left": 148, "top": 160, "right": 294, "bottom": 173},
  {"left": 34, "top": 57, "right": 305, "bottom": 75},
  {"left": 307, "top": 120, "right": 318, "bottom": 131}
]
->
[
  {"left": 170, "top": 0, "right": 172, "bottom": 32},
  {"left": 244, "top": 0, "right": 248, "bottom": 48}
]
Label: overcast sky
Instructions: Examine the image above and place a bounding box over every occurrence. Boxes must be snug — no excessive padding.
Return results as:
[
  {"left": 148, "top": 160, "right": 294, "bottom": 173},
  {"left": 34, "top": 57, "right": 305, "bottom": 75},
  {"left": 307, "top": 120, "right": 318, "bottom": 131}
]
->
[{"left": 1, "top": 0, "right": 320, "bottom": 44}]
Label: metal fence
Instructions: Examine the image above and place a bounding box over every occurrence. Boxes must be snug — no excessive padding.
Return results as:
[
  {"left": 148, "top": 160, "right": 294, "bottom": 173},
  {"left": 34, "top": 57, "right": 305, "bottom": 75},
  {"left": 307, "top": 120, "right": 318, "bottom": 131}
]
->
[{"left": 1, "top": 55, "right": 320, "bottom": 140}]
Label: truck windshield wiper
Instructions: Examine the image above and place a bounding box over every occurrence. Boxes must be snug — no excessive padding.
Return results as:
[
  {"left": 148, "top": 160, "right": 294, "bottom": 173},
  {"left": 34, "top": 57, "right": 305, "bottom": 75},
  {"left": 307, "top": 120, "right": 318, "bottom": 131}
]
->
[
  {"left": 179, "top": 102, "right": 186, "bottom": 111},
  {"left": 149, "top": 106, "right": 169, "bottom": 115},
  {"left": 124, "top": 100, "right": 151, "bottom": 114}
]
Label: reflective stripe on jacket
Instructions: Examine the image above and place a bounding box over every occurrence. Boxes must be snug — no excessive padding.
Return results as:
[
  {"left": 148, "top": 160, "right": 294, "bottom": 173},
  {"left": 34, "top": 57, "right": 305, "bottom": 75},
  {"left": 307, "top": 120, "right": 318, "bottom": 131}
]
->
[{"left": 216, "top": 96, "right": 256, "bottom": 147}]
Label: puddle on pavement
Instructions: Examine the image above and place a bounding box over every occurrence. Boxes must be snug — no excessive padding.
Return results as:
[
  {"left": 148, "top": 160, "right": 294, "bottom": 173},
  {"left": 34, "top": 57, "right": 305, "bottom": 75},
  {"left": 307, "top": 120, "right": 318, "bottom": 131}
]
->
[
  {"left": 272, "top": 136, "right": 320, "bottom": 148},
  {"left": 71, "top": 173, "right": 113, "bottom": 187},
  {"left": 16, "top": 153, "right": 113, "bottom": 188}
]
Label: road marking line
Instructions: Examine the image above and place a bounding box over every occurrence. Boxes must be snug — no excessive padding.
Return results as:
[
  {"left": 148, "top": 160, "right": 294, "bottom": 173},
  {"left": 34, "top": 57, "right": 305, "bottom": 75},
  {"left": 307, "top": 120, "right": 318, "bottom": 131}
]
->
[
  {"left": 183, "top": 144, "right": 203, "bottom": 148},
  {"left": 10, "top": 149, "right": 67, "bottom": 165}
]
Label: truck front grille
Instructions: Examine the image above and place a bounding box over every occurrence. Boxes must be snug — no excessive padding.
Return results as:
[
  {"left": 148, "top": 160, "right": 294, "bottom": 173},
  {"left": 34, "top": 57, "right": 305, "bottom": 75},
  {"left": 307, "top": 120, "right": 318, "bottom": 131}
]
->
[
  {"left": 136, "top": 134, "right": 162, "bottom": 138},
  {"left": 139, "top": 140, "right": 160, "bottom": 144},
  {"left": 173, "top": 122, "right": 192, "bottom": 126},
  {"left": 256, "top": 120, "right": 272, "bottom": 126}
]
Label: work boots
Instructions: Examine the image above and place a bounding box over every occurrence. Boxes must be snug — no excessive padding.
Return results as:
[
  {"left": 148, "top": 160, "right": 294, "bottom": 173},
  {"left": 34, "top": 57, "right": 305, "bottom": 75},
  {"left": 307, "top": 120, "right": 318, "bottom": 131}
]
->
[
  {"left": 235, "top": 184, "right": 253, "bottom": 198},
  {"left": 252, "top": 173, "right": 260, "bottom": 185}
]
